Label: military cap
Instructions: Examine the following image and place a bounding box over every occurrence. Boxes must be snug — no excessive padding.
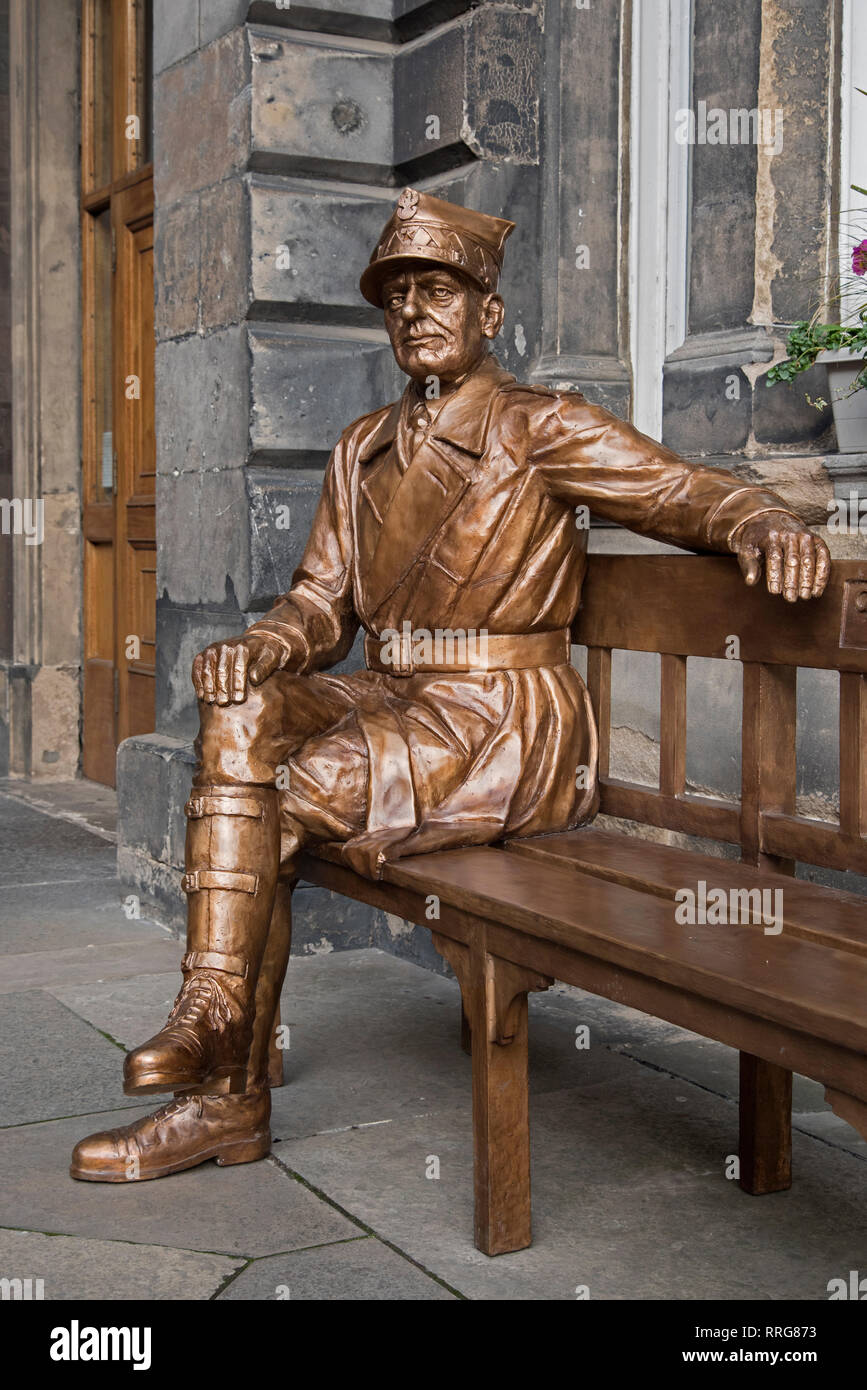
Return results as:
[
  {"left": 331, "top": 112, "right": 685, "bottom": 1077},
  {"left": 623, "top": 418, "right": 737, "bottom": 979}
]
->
[{"left": 359, "top": 188, "right": 515, "bottom": 307}]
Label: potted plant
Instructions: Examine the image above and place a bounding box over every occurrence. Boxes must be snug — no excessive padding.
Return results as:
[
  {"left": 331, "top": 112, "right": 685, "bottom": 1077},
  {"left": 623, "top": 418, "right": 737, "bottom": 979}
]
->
[{"left": 767, "top": 236, "right": 867, "bottom": 452}]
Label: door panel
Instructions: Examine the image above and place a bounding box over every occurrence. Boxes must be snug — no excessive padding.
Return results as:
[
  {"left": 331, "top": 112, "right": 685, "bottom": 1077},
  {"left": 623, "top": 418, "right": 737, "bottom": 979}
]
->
[
  {"left": 81, "top": 1, "right": 155, "bottom": 787},
  {"left": 114, "top": 178, "right": 156, "bottom": 748}
]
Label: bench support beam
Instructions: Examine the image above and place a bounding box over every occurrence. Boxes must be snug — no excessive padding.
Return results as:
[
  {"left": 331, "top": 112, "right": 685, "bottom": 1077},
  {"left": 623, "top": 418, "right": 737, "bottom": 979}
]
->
[
  {"left": 433, "top": 931, "right": 552, "bottom": 1255},
  {"left": 738, "top": 1052, "right": 792, "bottom": 1194}
]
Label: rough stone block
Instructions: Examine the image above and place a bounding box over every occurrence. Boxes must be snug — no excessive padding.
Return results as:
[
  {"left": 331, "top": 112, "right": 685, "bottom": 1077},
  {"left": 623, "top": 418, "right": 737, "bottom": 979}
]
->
[
  {"left": 200, "top": 177, "right": 252, "bottom": 332},
  {"left": 250, "top": 178, "right": 390, "bottom": 321},
  {"left": 249, "top": 326, "right": 402, "bottom": 459},
  {"left": 249, "top": 29, "right": 392, "bottom": 181},
  {"left": 155, "top": 593, "right": 248, "bottom": 740},
  {"left": 155, "top": 28, "right": 250, "bottom": 208},
  {"left": 155, "top": 326, "right": 250, "bottom": 476},
  {"left": 688, "top": 0, "right": 762, "bottom": 334},
  {"left": 249, "top": 0, "right": 394, "bottom": 38},
  {"left": 464, "top": 4, "right": 540, "bottom": 164},
  {"left": 154, "top": 194, "right": 201, "bottom": 343},
  {"left": 156, "top": 465, "right": 250, "bottom": 611},
  {"left": 395, "top": 6, "right": 540, "bottom": 169},
  {"left": 117, "top": 732, "right": 196, "bottom": 870},
  {"left": 245, "top": 466, "right": 326, "bottom": 610},
  {"left": 394, "top": 24, "right": 465, "bottom": 167},
  {"left": 153, "top": 0, "right": 200, "bottom": 74},
  {"left": 40, "top": 492, "right": 81, "bottom": 668},
  {"left": 199, "top": 0, "right": 250, "bottom": 48},
  {"left": 753, "top": 363, "right": 834, "bottom": 449},
  {"left": 30, "top": 666, "right": 81, "bottom": 781},
  {"left": 662, "top": 359, "right": 752, "bottom": 456},
  {"left": 763, "top": 0, "right": 836, "bottom": 326},
  {"left": 554, "top": 0, "right": 624, "bottom": 360}
]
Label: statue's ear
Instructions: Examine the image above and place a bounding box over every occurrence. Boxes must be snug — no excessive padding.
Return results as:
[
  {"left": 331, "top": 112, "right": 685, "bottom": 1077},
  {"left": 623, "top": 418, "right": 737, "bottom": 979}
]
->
[{"left": 483, "top": 294, "right": 505, "bottom": 339}]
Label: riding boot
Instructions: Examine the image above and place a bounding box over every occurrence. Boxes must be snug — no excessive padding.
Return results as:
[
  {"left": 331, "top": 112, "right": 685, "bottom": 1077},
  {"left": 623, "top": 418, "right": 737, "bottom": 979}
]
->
[{"left": 123, "top": 784, "right": 280, "bottom": 1096}]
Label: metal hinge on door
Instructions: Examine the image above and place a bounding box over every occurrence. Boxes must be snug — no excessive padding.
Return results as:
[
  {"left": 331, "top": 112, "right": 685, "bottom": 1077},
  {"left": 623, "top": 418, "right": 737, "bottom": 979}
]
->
[
  {"left": 111, "top": 225, "right": 117, "bottom": 274},
  {"left": 114, "top": 668, "right": 120, "bottom": 715}
]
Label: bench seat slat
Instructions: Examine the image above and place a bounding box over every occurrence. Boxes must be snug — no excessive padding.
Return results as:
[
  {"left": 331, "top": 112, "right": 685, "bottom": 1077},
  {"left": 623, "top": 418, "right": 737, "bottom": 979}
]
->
[
  {"left": 371, "top": 847, "right": 867, "bottom": 1052},
  {"left": 504, "top": 827, "right": 867, "bottom": 958}
]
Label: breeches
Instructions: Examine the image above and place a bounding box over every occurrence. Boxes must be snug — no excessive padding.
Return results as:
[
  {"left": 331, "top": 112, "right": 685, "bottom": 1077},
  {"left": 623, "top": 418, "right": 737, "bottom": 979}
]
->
[{"left": 193, "top": 670, "right": 373, "bottom": 865}]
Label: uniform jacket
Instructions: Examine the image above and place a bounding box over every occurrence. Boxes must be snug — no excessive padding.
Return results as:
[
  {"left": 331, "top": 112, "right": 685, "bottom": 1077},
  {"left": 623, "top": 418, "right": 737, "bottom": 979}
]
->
[{"left": 248, "top": 353, "right": 797, "bottom": 873}]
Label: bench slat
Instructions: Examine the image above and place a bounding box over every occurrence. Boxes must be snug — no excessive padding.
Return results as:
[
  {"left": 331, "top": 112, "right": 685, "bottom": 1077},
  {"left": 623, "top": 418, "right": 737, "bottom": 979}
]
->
[
  {"left": 504, "top": 827, "right": 867, "bottom": 958},
  {"left": 573, "top": 556, "right": 867, "bottom": 672},
  {"left": 377, "top": 846, "right": 867, "bottom": 1052}
]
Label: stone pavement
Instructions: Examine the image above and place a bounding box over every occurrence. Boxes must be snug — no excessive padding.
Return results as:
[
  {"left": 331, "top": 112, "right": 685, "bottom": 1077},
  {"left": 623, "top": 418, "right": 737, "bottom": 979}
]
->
[{"left": 0, "top": 780, "right": 865, "bottom": 1302}]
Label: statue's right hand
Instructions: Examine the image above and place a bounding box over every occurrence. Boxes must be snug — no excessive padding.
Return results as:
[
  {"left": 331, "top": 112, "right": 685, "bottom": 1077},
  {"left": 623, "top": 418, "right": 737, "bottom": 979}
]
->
[{"left": 192, "top": 634, "right": 286, "bottom": 705}]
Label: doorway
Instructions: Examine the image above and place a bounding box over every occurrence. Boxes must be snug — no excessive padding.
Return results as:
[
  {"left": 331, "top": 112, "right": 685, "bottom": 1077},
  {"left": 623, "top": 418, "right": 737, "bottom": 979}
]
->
[{"left": 81, "top": 0, "right": 155, "bottom": 786}]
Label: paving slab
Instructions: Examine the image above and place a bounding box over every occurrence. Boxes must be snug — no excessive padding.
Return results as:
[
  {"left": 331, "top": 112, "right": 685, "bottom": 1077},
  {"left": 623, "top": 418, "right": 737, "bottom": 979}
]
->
[
  {"left": 0, "top": 1108, "right": 363, "bottom": 1258},
  {"left": 0, "top": 779, "right": 118, "bottom": 840},
  {"left": 277, "top": 1064, "right": 867, "bottom": 1301},
  {"left": 0, "top": 991, "right": 141, "bottom": 1126},
  {"left": 0, "top": 1227, "right": 242, "bottom": 1301},
  {"left": 48, "top": 968, "right": 188, "bottom": 1054},
  {"left": 217, "top": 1234, "right": 457, "bottom": 1300},
  {"left": 268, "top": 949, "right": 629, "bottom": 1141},
  {"left": 0, "top": 796, "right": 116, "bottom": 886},
  {"left": 0, "top": 938, "right": 184, "bottom": 994},
  {"left": 0, "top": 878, "right": 168, "bottom": 956}
]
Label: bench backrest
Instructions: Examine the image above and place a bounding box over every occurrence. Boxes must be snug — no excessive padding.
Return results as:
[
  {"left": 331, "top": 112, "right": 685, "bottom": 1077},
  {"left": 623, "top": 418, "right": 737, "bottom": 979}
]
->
[{"left": 572, "top": 555, "right": 867, "bottom": 876}]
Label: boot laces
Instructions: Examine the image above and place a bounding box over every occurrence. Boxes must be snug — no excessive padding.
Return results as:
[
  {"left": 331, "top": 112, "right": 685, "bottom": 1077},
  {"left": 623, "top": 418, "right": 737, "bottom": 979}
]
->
[
  {"left": 167, "top": 973, "right": 233, "bottom": 1033},
  {"left": 152, "top": 1095, "right": 202, "bottom": 1127}
]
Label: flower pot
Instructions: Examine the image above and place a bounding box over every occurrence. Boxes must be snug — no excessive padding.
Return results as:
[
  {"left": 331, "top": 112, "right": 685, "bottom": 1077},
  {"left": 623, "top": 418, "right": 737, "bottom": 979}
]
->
[{"left": 818, "top": 348, "right": 867, "bottom": 452}]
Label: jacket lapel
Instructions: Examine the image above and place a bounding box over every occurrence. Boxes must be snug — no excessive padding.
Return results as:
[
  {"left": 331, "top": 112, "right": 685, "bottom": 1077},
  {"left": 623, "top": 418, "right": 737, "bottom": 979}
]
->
[{"left": 359, "top": 355, "right": 515, "bottom": 621}]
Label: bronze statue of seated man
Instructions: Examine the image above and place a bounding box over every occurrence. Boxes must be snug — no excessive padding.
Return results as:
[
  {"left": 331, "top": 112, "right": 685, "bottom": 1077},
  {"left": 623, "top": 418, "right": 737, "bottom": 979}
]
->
[{"left": 71, "top": 190, "right": 830, "bottom": 1182}]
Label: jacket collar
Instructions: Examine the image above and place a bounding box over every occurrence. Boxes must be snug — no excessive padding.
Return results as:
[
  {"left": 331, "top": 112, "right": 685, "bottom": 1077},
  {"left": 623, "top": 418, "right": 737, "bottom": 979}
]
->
[{"left": 357, "top": 353, "right": 514, "bottom": 463}]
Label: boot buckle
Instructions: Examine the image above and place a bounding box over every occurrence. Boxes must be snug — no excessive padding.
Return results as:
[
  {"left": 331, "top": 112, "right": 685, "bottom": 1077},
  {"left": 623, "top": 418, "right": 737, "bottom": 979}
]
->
[
  {"left": 182, "top": 949, "right": 248, "bottom": 979},
  {"left": 182, "top": 869, "right": 259, "bottom": 894}
]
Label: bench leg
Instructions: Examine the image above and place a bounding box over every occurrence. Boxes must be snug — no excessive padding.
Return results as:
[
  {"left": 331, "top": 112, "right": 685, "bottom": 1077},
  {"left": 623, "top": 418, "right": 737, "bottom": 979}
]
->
[
  {"left": 460, "top": 1003, "right": 472, "bottom": 1056},
  {"left": 473, "top": 957, "right": 538, "bottom": 1255},
  {"left": 739, "top": 1052, "right": 792, "bottom": 1194},
  {"left": 824, "top": 1088, "right": 867, "bottom": 1144},
  {"left": 433, "top": 933, "right": 551, "bottom": 1256},
  {"left": 247, "top": 878, "right": 293, "bottom": 1092}
]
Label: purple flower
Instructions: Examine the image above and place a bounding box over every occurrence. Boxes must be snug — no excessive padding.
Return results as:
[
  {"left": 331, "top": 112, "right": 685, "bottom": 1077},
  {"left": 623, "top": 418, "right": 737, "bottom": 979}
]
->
[{"left": 852, "top": 239, "right": 867, "bottom": 276}]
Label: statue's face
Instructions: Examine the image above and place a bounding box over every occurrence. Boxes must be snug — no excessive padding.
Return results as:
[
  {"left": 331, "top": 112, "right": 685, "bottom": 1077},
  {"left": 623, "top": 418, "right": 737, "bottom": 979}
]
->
[{"left": 380, "top": 262, "right": 504, "bottom": 384}]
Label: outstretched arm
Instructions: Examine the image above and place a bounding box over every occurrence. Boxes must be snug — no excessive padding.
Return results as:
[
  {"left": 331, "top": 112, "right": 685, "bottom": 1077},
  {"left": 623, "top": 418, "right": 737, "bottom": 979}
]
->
[{"left": 531, "top": 394, "right": 830, "bottom": 601}]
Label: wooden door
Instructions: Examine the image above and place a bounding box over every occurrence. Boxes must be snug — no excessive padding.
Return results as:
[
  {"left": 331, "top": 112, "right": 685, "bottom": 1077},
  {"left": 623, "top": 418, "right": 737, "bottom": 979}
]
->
[
  {"left": 81, "top": 0, "right": 154, "bottom": 786},
  {"left": 114, "top": 179, "right": 156, "bottom": 746}
]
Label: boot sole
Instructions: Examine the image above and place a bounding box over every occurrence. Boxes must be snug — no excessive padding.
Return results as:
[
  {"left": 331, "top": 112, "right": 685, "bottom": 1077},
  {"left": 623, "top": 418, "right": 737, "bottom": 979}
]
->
[
  {"left": 69, "top": 1132, "right": 271, "bottom": 1182},
  {"left": 123, "top": 1065, "right": 247, "bottom": 1098}
]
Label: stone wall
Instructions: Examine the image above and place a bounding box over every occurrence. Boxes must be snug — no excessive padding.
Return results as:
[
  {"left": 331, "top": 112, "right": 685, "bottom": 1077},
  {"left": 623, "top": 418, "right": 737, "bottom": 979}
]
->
[{"left": 0, "top": 0, "right": 82, "bottom": 780}]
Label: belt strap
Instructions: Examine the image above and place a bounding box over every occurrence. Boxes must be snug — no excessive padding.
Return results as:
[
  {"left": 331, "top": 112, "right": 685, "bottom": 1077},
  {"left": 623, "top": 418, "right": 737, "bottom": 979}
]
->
[
  {"left": 365, "top": 627, "right": 570, "bottom": 677},
  {"left": 185, "top": 795, "right": 265, "bottom": 820},
  {"left": 182, "top": 949, "right": 248, "bottom": 979},
  {"left": 182, "top": 869, "right": 259, "bottom": 894}
]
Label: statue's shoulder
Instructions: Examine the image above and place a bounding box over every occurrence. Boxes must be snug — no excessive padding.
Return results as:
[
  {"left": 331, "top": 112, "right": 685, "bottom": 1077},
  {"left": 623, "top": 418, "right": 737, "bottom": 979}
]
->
[
  {"left": 495, "top": 379, "right": 587, "bottom": 413},
  {"left": 336, "top": 399, "right": 399, "bottom": 460}
]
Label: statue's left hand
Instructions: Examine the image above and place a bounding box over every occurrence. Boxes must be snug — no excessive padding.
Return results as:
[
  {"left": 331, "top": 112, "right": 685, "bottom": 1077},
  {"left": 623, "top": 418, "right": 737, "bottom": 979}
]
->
[{"left": 731, "top": 513, "right": 831, "bottom": 602}]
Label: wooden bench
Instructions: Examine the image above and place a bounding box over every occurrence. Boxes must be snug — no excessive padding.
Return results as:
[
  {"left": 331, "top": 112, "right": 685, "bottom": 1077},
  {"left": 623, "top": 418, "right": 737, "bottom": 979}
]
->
[{"left": 287, "top": 554, "right": 867, "bottom": 1256}]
